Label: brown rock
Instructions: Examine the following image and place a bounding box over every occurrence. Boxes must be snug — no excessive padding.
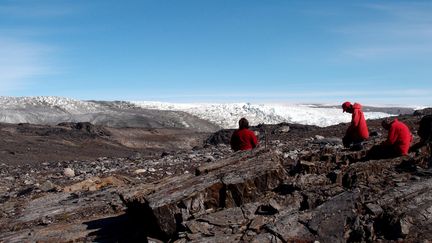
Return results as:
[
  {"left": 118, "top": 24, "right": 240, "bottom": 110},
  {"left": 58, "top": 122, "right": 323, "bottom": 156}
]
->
[{"left": 63, "top": 176, "right": 128, "bottom": 192}]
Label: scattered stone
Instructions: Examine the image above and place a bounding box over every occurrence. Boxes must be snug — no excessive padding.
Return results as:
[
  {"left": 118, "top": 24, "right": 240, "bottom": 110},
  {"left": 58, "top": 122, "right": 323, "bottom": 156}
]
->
[
  {"left": 24, "top": 179, "right": 33, "bottom": 185},
  {"left": 277, "top": 126, "right": 290, "bottom": 133},
  {"left": 39, "top": 180, "right": 57, "bottom": 192},
  {"left": 129, "top": 152, "right": 143, "bottom": 160},
  {"left": 203, "top": 155, "right": 215, "bottom": 162},
  {"left": 63, "top": 168, "right": 75, "bottom": 178},
  {"left": 134, "top": 169, "right": 147, "bottom": 174},
  {"left": 40, "top": 216, "right": 53, "bottom": 226},
  {"left": 315, "top": 135, "right": 325, "bottom": 140},
  {"left": 63, "top": 176, "right": 127, "bottom": 192},
  {"left": 365, "top": 203, "right": 383, "bottom": 216}
]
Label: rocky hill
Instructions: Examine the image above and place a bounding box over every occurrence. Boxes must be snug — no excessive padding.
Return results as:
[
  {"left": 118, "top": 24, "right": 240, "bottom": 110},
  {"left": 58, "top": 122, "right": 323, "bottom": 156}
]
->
[{"left": 0, "top": 96, "right": 220, "bottom": 132}]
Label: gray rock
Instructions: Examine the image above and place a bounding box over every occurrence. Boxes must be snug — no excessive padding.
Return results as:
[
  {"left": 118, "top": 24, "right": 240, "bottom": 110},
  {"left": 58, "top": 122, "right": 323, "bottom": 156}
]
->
[
  {"left": 365, "top": 203, "right": 383, "bottom": 216},
  {"left": 400, "top": 216, "right": 413, "bottom": 236},
  {"left": 315, "top": 135, "right": 325, "bottom": 140},
  {"left": 307, "top": 189, "right": 360, "bottom": 242},
  {"left": 277, "top": 126, "right": 290, "bottom": 133},
  {"left": 203, "top": 155, "right": 216, "bottom": 162},
  {"left": 39, "top": 180, "right": 57, "bottom": 192},
  {"left": 264, "top": 212, "right": 314, "bottom": 242}
]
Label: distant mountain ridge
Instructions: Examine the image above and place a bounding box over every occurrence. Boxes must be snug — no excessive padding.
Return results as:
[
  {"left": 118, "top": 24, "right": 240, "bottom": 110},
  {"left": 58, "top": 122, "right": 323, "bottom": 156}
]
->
[
  {"left": 0, "top": 96, "right": 220, "bottom": 132},
  {"left": 0, "top": 96, "right": 414, "bottom": 129}
]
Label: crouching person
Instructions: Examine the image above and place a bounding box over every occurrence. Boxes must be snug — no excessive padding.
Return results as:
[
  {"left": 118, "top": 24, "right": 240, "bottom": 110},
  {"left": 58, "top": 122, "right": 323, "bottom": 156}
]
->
[
  {"left": 230, "top": 118, "right": 258, "bottom": 151},
  {"left": 367, "top": 118, "right": 412, "bottom": 160}
]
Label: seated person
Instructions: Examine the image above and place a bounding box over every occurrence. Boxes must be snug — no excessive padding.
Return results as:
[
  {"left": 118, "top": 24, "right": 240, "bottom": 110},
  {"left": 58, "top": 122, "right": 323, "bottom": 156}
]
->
[{"left": 230, "top": 118, "right": 258, "bottom": 151}]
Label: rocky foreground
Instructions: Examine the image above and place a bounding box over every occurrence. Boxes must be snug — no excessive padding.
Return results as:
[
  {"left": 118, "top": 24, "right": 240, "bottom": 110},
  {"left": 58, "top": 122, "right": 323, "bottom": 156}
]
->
[{"left": 1, "top": 112, "right": 432, "bottom": 242}]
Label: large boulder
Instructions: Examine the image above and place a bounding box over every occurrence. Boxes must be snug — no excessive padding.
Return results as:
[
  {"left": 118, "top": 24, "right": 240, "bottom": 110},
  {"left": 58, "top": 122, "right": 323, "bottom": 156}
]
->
[{"left": 120, "top": 149, "right": 287, "bottom": 239}]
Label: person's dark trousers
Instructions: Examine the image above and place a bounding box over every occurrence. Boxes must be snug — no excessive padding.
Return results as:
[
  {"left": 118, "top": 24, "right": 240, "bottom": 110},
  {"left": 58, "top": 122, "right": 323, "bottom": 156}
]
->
[
  {"left": 342, "top": 136, "right": 351, "bottom": 148},
  {"left": 365, "top": 144, "right": 400, "bottom": 161},
  {"left": 343, "top": 136, "right": 364, "bottom": 151}
]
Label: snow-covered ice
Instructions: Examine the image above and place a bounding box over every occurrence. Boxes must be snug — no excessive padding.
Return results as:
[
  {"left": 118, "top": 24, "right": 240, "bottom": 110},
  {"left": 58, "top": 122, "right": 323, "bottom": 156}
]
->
[
  {"left": 132, "top": 101, "right": 393, "bottom": 128},
  {"left": 0, "top": 96, "right": 401, "bottom": 129},
  {"left": 0, "top": 96, "right": 103, "bottom": 114}
]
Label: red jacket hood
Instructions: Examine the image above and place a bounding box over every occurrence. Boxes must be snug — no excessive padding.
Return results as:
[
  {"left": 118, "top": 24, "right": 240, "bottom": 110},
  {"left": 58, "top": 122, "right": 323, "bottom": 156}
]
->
[{"left": 352, "top": 103, "right": 362, "bottom": 110}]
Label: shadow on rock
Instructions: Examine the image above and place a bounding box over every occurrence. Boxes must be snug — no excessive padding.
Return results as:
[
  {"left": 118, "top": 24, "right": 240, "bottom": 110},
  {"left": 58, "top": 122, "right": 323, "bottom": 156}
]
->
[{"left": 84, "top": 214, "right": 149, "bottom": 242}]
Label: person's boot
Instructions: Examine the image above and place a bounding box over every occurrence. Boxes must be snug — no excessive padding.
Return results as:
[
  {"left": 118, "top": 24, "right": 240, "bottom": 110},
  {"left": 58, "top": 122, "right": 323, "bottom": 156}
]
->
[{"left": 350, "top": 142, "right": 364, "bottom": 151}]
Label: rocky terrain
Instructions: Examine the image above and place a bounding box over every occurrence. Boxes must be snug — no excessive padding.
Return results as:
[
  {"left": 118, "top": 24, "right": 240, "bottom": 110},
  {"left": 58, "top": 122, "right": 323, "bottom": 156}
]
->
[
  {"left": 0, "top": 121, "right": 211, "bottom": 165},
  {"left": 0, "top": 109, "right": 432, "bottom": 242}
]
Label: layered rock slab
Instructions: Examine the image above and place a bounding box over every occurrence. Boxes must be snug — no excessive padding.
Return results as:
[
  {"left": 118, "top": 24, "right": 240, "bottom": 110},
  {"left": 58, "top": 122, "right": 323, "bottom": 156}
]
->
[
  {"left": 374, "top": 178, "right": 432, "bottom": 240},
  {"left": 120, "top": 149, "right": 287, "bottom": 239}
]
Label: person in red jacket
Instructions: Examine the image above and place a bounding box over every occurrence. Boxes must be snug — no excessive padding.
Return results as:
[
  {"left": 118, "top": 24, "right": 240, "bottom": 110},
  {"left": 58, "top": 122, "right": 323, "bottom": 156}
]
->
[
  {"left": 342, "top": 102, "right": 369, "bottom": 150},
  {"left": 363, "top": 118, "right": 413, "bottom": 161},
  {"left": 230, "top": 118, "right": 258, "bottom": 151},
  {"left": 381, "top": 118, "right": 412, "bottom": 156}
]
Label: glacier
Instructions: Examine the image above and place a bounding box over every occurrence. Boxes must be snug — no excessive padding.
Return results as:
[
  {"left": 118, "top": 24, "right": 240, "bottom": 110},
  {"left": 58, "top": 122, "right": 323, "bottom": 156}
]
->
[
  {"left": 0, "top": 96, "right": 407, "bottom": 129},
  {"left": 132, "top": 101, "right": 395, "bottom": 128}
]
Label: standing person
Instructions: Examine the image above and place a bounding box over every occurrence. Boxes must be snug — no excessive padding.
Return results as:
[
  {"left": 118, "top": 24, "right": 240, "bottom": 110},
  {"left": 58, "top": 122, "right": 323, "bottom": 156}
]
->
[
  {"left": 230, "top": 118, "right": 258, "bottom": 151},
  {"left": 342, "top": 101, "right": 369, "bottom": 150},
  {"left": 381, "top": 118, "right": 413, "bottom": 156}
]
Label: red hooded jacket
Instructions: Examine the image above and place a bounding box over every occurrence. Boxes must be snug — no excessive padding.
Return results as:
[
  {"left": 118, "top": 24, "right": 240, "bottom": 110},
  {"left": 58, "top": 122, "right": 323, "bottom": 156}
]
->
[
  {"left": 230, "top": 128, "right": 258, "bottom": 151},
  {"left": 384, "top": 119, "right": 412, "bottom": 155},
  {"left": 346, "top": 103, "right": 369, "bottom": 141}
]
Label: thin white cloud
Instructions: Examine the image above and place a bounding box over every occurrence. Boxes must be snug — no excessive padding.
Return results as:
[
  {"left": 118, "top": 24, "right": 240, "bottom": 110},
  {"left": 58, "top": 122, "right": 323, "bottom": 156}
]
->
[
  {"left": 366, "top": 2, "right": 432, "bottom": 21},
  {"left": 0, "top": 1, "right": 70, "bottom": 93},
  {"left": 132, "top": 88, "right": 432, "bottom": 99},
  {"left": 343, "top": 45, "right": 432, "bottom": 59},
  {"left": 339, "top": 2, "right": 432, "bottom": 60},
  {"left": 0, "top": 38, "right": 55, "bottom": 92},
  {"left": 0, "top": 3, "right": 76, "bottom": 18}
]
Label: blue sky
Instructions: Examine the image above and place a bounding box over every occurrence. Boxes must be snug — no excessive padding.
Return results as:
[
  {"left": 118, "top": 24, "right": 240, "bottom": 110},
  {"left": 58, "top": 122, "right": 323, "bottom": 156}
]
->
[{"left": 1, "top": 0, "right": 432, "bottom": 105}]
